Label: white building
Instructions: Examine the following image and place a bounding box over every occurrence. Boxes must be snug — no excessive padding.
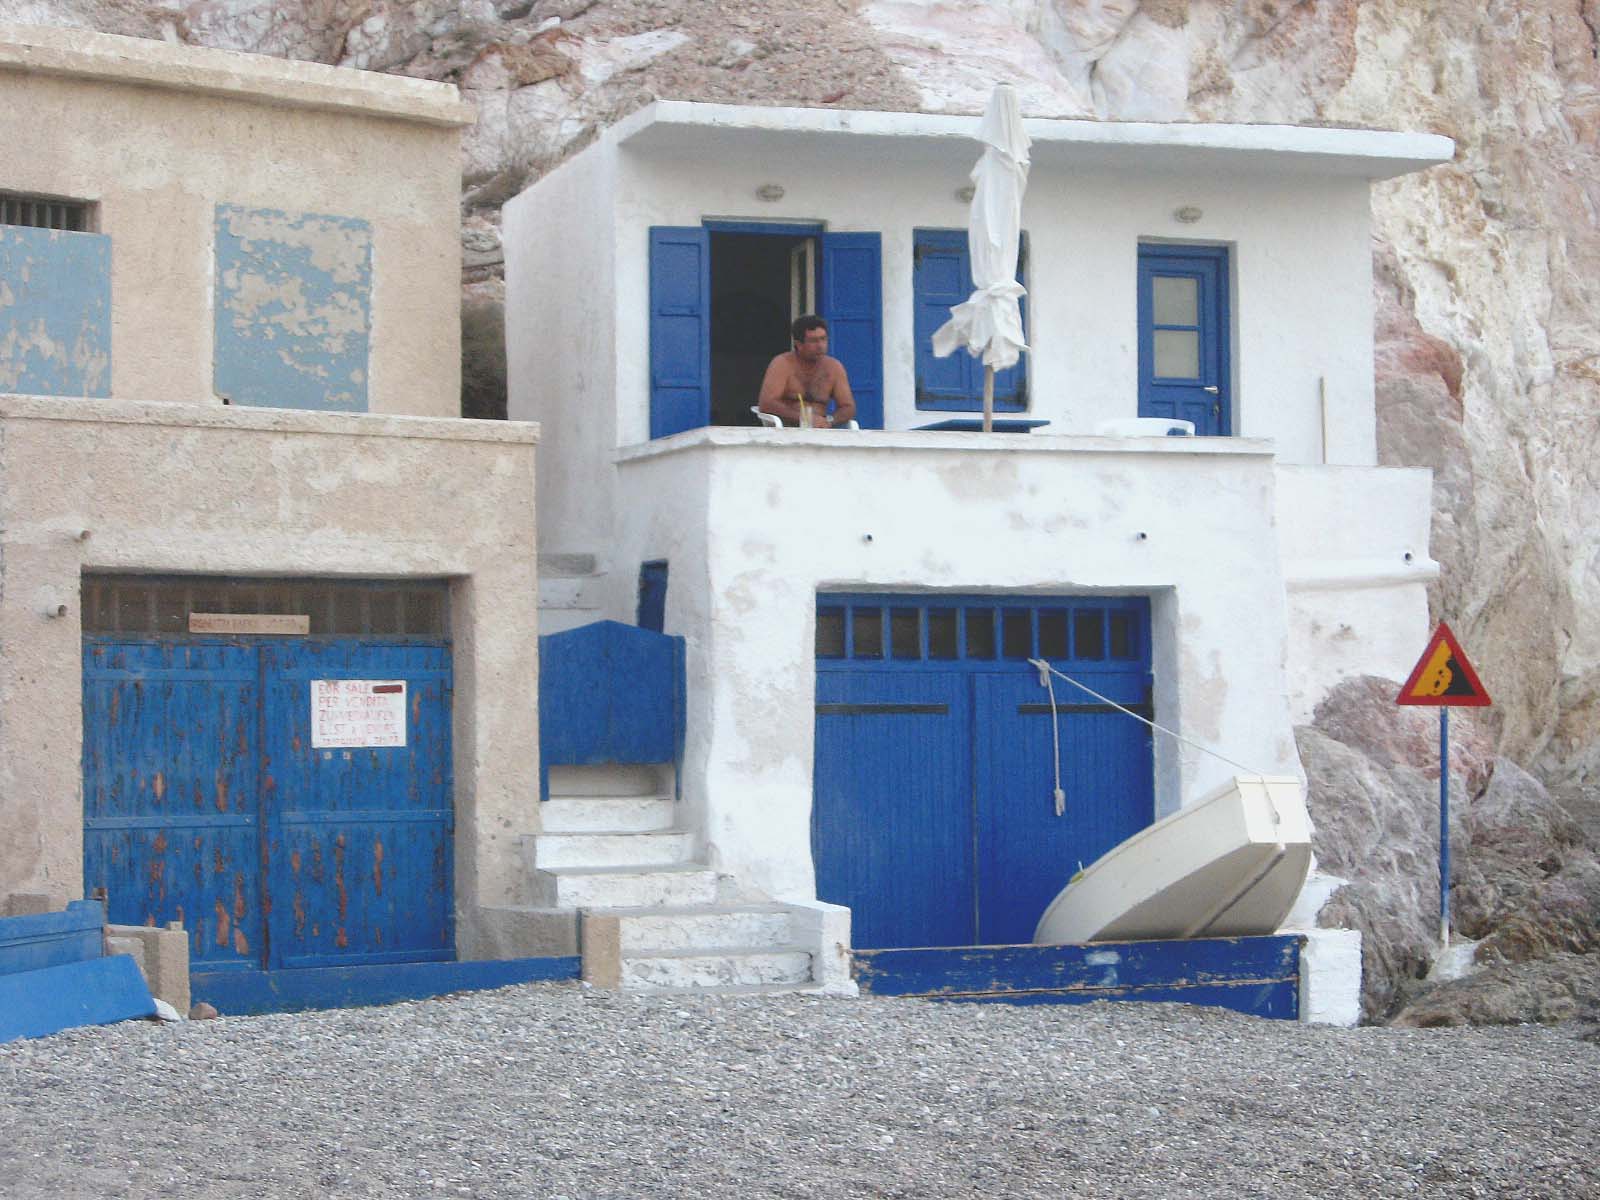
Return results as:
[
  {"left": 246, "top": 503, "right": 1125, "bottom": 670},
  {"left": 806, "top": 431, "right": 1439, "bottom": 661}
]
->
[{"left": 503, "top": 101, "right": 1450, "bottom": 1015}]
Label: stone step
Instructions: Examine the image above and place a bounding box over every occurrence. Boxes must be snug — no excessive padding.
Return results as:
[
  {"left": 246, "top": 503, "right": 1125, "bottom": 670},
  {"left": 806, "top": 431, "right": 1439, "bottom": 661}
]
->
[
  {"left": 539, "top": 794, "right": 676, "bottom": 834},
  {"left": 548, "top": 764, "right": 666, "bottom": 797},
  {"left": 526, "top": 830, "right": 694, "bottom": 870},
  {"left": 617, "top": 948, "right": 814, "bottom": 991},
  {"left": 534, "top": 864, "right": 718, "bottom": 909},
  {"left": 600, "top": 904, "right": 798, "bottom": 954}
]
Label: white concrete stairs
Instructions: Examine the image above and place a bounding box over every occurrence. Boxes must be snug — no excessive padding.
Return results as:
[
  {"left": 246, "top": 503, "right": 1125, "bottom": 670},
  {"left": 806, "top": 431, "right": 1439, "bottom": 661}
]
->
[{"left": 530, "top": 765, "right": 850, "bottom": 994}]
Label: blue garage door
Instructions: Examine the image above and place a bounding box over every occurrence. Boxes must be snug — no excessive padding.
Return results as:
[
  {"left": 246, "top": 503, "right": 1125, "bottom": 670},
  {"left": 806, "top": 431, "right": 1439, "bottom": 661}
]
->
[
  {"left": 813, "top": 595, "right": 1153, "bottom": 948},
  {"left": 82, "top": 580, "right": 453, "bottom": 973}
]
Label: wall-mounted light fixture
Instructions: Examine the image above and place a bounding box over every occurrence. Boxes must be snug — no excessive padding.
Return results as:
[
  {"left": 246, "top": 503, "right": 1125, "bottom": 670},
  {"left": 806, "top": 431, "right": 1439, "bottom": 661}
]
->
[
  {"left": 1174, "top": 205, "right": 1203, "bottom": 224},
  {"left": 756, "top": 183, "right": 785, "bottom": 202},
  {"left": 956, "top": 184, "right": 976, "bottom": 204}
]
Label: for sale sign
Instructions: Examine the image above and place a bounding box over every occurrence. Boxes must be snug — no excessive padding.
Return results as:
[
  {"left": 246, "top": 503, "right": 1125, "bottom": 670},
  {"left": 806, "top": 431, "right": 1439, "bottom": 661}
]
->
[{"left": 311, "top": 679, "right": 407, "bottom": 748}]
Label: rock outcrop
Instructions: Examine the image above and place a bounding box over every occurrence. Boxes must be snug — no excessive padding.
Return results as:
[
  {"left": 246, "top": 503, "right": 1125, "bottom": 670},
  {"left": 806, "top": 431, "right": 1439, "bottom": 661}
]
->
[{"left": 1303, "top": 676, "right": 1599, "bottom": 1024}]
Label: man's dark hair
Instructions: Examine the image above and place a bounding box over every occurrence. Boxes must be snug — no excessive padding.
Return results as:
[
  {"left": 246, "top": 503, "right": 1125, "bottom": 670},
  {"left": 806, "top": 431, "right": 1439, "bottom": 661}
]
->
[{"left": 791, "top": 314, "right": 828, "bottom": 343}]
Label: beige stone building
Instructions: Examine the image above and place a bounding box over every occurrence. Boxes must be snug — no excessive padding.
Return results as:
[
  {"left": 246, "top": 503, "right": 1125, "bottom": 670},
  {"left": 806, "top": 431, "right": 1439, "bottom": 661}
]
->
[{"left": 0, "top": 26, "right": 543, "bottom": 996}]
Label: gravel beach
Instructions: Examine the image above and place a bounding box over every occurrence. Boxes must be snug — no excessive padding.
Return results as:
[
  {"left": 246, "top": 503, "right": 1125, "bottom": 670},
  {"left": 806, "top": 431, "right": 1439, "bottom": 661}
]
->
[{"left": 3, "top": 983, "right": 1596, "bottom": 1199}]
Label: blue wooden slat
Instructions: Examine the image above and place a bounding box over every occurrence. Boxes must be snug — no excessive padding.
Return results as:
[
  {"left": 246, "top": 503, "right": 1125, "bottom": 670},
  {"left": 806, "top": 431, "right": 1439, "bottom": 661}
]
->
[
  {"left": 819, "top": 232, "right": 883, "bottom": 429},
  {"left": 0, "top": 900, "right": 106, "bottom": 977},
  {"left": 191, "top": 957, "right": 581, "bottom": 1016},
  {"left": 539, "top": 621, "right": 686, "bottom": 769},
  {"left": 853, "top": 937, "right": 1300, "bottom": 1020},
  {"left": 260, "top": 641, "right": 454, "bottom": 970},
  {"left": 82, "top": 641, "right": 263, "bottom": 971},
  {"left": 0, "top": 955, "right": 158, "bottom": 1043},
  {"left": 649, "top": 226, "right": 712, "bottom": 438}
]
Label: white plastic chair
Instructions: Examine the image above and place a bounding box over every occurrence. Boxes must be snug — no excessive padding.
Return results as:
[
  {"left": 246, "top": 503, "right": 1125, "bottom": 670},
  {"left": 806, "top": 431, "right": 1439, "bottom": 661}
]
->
[{"left": 750, "top": 406, "right": 858, "bottom": 430}]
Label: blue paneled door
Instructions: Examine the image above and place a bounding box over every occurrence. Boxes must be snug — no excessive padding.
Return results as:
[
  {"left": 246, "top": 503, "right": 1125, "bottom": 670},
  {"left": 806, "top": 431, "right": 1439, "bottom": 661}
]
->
[
  {"left": 912, "top": 229, "right": 1027, "bottom": 412},
  {"left": 84, "top": 637, "right": 453, "bottom": 972},
  {"left": 1138, "top": 244, "right": 1230, "bottom": 435},
  {"left": 813, "top": 597, "right": 1153, "bottom": 948}
]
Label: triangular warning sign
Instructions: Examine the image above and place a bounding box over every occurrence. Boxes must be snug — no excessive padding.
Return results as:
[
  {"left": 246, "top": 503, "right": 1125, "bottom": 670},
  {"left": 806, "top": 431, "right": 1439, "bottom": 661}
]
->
[{"left": 1396, "top": 621, "right": 1491, "bottom": 707}]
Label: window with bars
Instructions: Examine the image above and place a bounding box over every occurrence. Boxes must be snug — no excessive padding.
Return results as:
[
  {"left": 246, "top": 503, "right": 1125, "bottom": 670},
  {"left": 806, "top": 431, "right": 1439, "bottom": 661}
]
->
[
  {"left": 1, "top": 191, "right": 93, "bottom": 232},
  {"left": 80, "top": 576, "right": 451, "bottom": 639}
]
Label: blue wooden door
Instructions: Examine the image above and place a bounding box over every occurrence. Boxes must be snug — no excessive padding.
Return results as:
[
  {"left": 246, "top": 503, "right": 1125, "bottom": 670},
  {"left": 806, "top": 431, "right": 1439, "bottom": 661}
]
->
[
  {"left": 912, "top": 229, "right": 1026, "bottom": 412},
  {"left": 813, "top": 597, "right": 1153, "bottom": 949},
  {"left": 813, "top": 670, "right": 973, "bottom": 949},
  {"left": 1138, "top": 245, "right": 1230, "bottom": 435},
  {"left": 259, "top": 641, "right": 453, "bottom": 968},
  {"left": 819, "top": 232, "right": 884, "bottom": 429},
  {"left": 649, "top": 226, "right": 712, "bottom": 439},
  {"left": 83, "top": 640, "right": 264, "bottom": 972},
  {"left": 84, "top": 637, "right": 453, "bottom": 971}
]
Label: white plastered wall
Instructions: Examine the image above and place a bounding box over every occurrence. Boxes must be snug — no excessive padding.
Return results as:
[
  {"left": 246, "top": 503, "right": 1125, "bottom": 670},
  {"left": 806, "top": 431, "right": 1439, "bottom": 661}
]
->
[
  {"left": 0, "top": 398, "right": 540, "bottom": 958},
  {"left": 612, "top": 432, "right": 1301, "bottom": 902}
]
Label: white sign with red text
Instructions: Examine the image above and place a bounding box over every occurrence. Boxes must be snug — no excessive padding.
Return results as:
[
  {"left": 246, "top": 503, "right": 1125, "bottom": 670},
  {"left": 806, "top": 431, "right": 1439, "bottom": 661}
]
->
[{"left": 311, "top": 679, "right": 407, "bottom": 748}]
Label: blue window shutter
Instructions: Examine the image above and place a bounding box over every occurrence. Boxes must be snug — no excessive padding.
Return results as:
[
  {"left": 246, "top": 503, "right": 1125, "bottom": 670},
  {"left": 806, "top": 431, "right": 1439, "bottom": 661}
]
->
[
  {"left": 649, "top": 227, "right": 711, "bottom": 439},
  {"left": 912, "top": 228, "right": 1027, "bottom": 412},
  {"left": 819, "top": 232, "right": 883, "bottom": 429}
]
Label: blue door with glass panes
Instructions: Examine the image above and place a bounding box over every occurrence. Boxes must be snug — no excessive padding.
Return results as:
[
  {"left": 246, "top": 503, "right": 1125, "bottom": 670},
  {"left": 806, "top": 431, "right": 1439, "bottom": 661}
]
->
[
  {"left": 812, "top": 596, "right": 1153, "bottom": 948},
  {"left": 1138, "top": 244, "right": 1230, "bottom": 436}
]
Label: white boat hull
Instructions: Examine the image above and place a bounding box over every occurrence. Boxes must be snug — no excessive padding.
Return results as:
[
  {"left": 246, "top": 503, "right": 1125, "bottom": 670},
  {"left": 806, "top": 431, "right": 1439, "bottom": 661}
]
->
[{"left": 1033, "top": 775, "right": 1312, "bottom": 945}]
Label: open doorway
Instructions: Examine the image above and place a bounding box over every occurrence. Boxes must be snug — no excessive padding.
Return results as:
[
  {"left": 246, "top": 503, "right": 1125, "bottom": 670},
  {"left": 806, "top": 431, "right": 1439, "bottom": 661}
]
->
[{"left": 708, "top": 228, "right": 816, "bottom": 426}]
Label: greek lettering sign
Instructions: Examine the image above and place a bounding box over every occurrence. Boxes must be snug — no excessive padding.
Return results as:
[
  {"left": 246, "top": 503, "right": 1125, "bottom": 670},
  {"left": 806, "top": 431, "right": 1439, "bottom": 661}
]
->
[{"left": 311, "top": 679, "right": 407, "bottom": 748}]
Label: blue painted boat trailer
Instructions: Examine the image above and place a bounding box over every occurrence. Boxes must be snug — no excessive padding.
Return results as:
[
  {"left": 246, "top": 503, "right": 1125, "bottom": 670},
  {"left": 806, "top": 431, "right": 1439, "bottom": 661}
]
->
[{"left": 853, "top": 935, "right": 1303, "bottom": 1020}]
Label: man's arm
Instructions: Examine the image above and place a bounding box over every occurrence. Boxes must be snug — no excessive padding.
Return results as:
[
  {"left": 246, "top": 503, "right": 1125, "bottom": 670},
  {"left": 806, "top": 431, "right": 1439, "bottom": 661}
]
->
[
  {"left": 757, "top": 356, "right": 808, "bottom": 425},
  {"left": 828, "top": 359, "right": 857, "bottom": 426}
]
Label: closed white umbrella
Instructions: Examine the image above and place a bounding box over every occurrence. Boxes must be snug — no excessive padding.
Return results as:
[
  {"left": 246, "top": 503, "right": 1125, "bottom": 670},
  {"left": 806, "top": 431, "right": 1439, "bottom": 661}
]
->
[{"left": 931, "top": 83, "right": 1032, "bottom": 433}]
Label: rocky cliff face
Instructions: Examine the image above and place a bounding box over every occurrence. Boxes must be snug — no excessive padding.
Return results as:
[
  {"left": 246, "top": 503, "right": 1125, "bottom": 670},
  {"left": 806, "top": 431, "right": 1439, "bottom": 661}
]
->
[{"left": 8, "top": 0, "right": 1597, "bottom": 1017}]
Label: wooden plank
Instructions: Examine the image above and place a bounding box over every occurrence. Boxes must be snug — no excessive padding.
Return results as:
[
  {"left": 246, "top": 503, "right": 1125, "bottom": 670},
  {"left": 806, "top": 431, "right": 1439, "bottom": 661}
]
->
[
  {"left": 853, "top": 936, "right": 1300, "bottom": 1000},
  {"left": 0, "top": 900, "right": 106, "bottom": 977},
  {"left": 192, "top": 956, "right": 582, "bottom": 1016},
  {"left": 0, "top": 955, "right": 157, "bottom": 1043},
  {"left": 930, "top": 978, "right": 1299, "bottom": 1021}
]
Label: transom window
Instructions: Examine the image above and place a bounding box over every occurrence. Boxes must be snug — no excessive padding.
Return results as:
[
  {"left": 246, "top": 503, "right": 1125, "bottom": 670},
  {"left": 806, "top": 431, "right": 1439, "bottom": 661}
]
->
[{"left": 1, "top": 191, "right": 92, "bottom": 231}]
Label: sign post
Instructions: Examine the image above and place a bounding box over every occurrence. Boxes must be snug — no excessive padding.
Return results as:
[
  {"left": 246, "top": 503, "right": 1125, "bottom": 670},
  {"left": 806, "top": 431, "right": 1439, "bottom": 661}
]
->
[{"left": 1396, "top": 622, "right": 1491, "bottom": 948}]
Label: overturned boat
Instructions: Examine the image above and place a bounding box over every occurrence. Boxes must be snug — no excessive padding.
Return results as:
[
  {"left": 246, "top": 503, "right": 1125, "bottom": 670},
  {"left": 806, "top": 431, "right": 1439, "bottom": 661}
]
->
[{"left": 1033, "top": 775, "right": 1312, "bottom": 945}]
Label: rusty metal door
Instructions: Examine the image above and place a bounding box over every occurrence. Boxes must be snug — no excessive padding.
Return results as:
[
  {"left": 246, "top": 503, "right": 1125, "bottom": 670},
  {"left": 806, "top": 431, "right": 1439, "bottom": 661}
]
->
[{"left": 83, "top": 637, "right": 453, "bottom": 972}]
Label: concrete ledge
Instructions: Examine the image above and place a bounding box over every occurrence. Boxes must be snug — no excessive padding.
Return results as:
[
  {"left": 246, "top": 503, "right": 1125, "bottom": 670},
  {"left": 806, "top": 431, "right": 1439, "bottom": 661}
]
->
[
  {"left": 1297, "top": 928, "right": 1363, "bottom": 1027},
  {"left": 0, "top": 394, "right": 538, "bottom": 446},
  {"left": 0, "top": 24, "right": 473, "bottom": 128}
]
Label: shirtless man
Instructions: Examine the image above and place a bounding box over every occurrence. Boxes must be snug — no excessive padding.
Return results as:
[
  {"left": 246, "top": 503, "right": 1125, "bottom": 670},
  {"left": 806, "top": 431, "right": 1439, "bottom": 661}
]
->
[{"left": 757, "top": 315, "right": 856, "bottom": 428}]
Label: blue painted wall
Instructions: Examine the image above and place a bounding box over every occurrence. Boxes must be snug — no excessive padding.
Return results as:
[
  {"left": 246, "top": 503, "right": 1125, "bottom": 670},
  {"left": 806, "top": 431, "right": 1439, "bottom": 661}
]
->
[
  {"left": 0, "top": 225, "right": 112, "bottom": 397},
  {"left": 214, "top": 205, "right": 372, "bottom": 412}
]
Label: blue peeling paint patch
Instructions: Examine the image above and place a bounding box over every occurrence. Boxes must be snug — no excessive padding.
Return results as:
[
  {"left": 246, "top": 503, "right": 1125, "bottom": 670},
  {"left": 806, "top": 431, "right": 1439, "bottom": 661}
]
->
[
  {"left": 0, "top": 225, "right": 112, "bottom": 397},
  {"left": 214, "top": 205, "right": 371, "bottom": 412}
]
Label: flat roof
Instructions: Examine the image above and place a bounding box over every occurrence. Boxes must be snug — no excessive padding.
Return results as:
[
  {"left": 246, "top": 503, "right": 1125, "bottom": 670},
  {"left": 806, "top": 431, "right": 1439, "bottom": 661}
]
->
[
  {"left": 615, "top": 101, "right": 1453, "bottom": 180},
  {"left": 0, "top": 23, "right": 473, "bottom": 128}
]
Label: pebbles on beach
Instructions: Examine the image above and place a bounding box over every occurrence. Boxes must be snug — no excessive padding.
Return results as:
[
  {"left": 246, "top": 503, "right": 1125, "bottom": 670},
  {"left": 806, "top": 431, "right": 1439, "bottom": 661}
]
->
[{"left": 2, "top": 983, "right": 1596, "bottom": 1199}]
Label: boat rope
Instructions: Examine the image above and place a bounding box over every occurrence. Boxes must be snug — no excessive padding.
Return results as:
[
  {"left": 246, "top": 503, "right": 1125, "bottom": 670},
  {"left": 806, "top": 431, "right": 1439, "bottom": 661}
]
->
[{"left": 1029, "top": 658, "right": 1278, "bottom": 816}]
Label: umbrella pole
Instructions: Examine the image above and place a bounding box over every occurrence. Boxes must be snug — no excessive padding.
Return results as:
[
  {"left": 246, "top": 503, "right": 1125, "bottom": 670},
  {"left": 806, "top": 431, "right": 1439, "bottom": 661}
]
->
[{"left": 982, "top": 366, "right": 995, "bottom": 433}]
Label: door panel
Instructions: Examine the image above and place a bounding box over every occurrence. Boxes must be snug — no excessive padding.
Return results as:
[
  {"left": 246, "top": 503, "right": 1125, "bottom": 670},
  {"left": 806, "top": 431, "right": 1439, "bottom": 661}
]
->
[
  {"left": 913, "top": 229, "right": 1026, "bottom": 412},
  {"left": 1138, "top": 245, "right": 1230, "bottom": 435},
  {"left": 813, "top": 670, "right": 972, "bottom": 948},
  {"left": 649, "top": 226, "right": 712, "bottom": 438},
  {"left": 974, "top": 675, "right": 1154, "bottom": 945},
  {"left": 260, "top": 641, "right": 453, "bottom": 968},
  {"left": 819, "top": 232, "right": 883, "bottom": 429},
  {"left": 82, "top": 640, "right": 263, "bottom": 971}
]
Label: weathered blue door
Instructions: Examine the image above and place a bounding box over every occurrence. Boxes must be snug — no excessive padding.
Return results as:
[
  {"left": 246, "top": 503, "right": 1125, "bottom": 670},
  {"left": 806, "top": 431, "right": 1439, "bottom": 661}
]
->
[
  {"left": 813, "top": 596, "right": 1153, "bottom": 948},
  {"left": 1138, "top": 244, "right": 1230, "bottom": 435},
  {"left": 83, "top": 636, "right": 452, "bottom": 971}
]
